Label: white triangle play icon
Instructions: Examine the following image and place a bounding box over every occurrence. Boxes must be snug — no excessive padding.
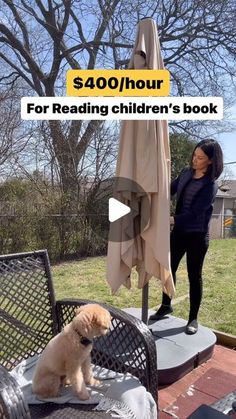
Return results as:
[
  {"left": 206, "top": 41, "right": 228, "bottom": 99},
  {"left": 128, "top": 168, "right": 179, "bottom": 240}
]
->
[{"left": 109, "top": 198, "right": 131, "bottom": 222}]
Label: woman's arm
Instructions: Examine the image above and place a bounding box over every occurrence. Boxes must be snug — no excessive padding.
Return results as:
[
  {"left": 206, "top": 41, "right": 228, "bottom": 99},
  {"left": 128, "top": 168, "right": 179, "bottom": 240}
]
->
[
  {"left": 171, "top": 167, "right": 189, "bottom": 197},
  {"left": 173, "top": 182, "right": 218, "bottom": 227}
]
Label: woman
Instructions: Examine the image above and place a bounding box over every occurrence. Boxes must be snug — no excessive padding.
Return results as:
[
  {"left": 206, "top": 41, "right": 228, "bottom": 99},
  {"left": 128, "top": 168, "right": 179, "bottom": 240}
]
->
[{"left": 149, "top": 139, "right": 224, "bottom": 334}]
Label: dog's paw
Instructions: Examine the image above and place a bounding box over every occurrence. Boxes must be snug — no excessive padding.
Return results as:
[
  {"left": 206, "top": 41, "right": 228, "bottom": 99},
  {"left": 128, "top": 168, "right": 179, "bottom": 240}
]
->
[
  {"left": 62, "top": 377, "right": 71, "bottom": 386},
  {"left": 87, "top": 377, "right": 101, "bottom": 386},
  {"left": 77, "top": 390, "right": 90, "bottom": 400}
]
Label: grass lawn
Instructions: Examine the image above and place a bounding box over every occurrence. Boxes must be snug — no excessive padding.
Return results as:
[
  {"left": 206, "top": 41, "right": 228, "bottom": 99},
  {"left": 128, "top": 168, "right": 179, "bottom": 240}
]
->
[{"left": 52, "top": 238, "right": 236, "bottom": 336}]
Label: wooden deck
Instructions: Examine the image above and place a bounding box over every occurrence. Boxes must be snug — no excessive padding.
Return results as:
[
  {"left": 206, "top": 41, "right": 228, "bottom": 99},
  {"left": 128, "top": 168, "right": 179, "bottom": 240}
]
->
[{"left": 158, "top": 344, "right": 236, "bottom": 418}]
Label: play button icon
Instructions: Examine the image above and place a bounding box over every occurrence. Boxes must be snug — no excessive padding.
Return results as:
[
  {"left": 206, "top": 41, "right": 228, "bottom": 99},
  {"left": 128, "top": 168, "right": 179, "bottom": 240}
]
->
[
  {"left": 88, "top": 176, "right": 150, "bottom": 243},
  {"left": 107, "top": 177, "right": 151, "bottom": 243},
  {"left": 109, "top": 198, "right": 131, "bottom": 222}
]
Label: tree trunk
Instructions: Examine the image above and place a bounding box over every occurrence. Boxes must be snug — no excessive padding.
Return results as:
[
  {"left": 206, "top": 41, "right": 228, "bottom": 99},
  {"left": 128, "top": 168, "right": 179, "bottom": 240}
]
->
[{"left": 49, "top": 120, "right": 79, "bottom": 212}]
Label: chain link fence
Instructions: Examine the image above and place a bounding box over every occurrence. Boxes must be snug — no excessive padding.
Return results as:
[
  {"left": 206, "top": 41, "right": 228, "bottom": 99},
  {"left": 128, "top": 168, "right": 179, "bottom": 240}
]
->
[
  {"left": 0, "top": 213, "right": 109, "bottom": 261},
  {"left": 223, "top": 214, "right": 236, "bottom": 238},
  {"left": 0, "top": 212, "right": 235, "bottom": 261}
]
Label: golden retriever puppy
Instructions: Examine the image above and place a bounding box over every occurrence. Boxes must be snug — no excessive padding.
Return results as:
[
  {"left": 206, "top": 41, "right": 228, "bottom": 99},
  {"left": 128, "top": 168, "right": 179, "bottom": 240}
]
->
[{"left": 32, "top": 304, "right": 111, "bottom": 400}]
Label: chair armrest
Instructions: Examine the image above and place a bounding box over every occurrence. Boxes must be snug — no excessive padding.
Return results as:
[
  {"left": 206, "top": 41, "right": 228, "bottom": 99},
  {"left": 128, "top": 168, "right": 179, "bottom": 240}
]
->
[
  {"left": 0, "top": 365, "right": 31, "bottom": 419},
  {"left": 56, "top": 299, "right": 158, "bottom": 403}
]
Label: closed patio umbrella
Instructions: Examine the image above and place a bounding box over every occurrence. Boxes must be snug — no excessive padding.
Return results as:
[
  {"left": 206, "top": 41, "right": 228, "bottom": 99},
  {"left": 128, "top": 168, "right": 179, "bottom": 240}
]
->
[{"left": 106, "top": 18, "right": 175, "bottom": 322}]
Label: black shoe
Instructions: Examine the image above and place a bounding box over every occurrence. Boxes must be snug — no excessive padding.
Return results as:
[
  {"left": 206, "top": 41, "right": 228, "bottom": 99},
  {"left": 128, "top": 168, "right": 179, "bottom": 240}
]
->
[
  {"left": 149, "top": 305, "right": 173, "bottom": 321},
  {"left": 185, "top": 319, "right": 198, "bottom": 335}
]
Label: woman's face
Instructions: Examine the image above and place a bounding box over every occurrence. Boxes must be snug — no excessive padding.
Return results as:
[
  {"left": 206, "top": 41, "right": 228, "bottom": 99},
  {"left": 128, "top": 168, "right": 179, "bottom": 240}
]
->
[{"left": 192, "top": 147, "right": 212, "bottom": 173}]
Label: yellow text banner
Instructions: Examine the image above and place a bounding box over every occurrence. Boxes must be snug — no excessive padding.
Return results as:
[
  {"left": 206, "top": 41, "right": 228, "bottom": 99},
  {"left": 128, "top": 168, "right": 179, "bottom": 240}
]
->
[{"left": 67, "top": 69, "right": 170, "bottom": 96}]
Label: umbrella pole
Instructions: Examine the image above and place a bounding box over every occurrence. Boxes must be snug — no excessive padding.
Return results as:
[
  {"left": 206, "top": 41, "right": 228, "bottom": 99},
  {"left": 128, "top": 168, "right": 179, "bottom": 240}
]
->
[{"left": 141, "top": 282, "right": 149, "bottom": 324}]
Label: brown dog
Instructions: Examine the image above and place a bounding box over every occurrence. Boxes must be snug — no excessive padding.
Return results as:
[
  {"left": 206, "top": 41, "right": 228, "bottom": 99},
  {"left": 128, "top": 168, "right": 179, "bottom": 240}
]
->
[{"left": 32, "top": 304, "right": 111, "bottom": 400}]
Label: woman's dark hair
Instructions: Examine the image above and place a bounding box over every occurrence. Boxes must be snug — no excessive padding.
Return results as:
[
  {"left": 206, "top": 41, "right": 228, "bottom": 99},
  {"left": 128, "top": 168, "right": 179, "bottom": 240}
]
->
[{"left": 190, "top": 139, "right": 224, "bottom": 180}]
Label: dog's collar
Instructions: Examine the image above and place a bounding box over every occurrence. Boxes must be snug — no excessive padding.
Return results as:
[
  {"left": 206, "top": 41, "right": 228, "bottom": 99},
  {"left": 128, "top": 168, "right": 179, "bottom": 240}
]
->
[{"left": 76, "top": 331, "right": 92, "bottom": 346}]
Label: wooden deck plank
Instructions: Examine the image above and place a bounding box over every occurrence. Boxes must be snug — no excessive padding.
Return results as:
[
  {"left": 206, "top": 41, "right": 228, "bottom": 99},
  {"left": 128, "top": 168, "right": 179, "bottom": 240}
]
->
[{"left": 158, "top": 344, "right": 236, "bottom": 416}]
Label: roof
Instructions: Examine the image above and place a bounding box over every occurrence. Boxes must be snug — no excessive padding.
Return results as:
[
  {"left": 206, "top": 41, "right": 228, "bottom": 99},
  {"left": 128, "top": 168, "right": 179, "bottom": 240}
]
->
[{"left": 216, "top": 179, "right": 236, "bottom": 198}]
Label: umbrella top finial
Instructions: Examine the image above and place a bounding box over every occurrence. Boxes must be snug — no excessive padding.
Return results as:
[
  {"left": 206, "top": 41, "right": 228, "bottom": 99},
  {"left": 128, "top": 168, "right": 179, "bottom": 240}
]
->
[{"left": 129, "top": 18, "right": 164, "bottom": 70}]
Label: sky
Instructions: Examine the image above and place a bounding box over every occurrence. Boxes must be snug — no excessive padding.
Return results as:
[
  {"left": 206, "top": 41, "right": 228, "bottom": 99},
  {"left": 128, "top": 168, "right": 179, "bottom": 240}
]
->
[
  {"left": 217, "top": 104, "right": 236, "bottom": 179},
  {"left": 219, "top": 131, "right": 236, "bottom": 179}
]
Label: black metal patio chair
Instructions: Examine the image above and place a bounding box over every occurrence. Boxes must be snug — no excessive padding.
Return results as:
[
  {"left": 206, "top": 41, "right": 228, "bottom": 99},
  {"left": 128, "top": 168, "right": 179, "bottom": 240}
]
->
[{"left": 0, "top": 250, "right": 158, "bottom": 418}]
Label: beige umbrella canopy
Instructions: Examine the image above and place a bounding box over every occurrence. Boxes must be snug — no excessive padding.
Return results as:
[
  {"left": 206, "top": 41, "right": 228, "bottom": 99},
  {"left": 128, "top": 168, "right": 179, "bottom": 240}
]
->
[{"left": 106, "top": 18, "right": 175, "bottom": 306}]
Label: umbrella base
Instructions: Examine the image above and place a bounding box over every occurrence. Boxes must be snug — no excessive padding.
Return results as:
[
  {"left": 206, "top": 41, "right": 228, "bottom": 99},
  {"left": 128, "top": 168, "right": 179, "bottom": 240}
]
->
[{"left": 124, "top": 308, "right": 216, "bottom": 386}]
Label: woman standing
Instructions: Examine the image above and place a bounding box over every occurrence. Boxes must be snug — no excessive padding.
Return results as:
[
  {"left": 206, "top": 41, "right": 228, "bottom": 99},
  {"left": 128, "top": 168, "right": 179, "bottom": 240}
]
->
[{"left": 149, "top": 139, "right": 224, "bottom": 334}]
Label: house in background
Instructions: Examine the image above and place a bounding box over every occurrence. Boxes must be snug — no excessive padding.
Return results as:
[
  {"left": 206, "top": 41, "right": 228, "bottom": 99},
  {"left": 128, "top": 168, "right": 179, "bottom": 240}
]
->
[{"left": 210, "top": 180, "right": 236, "bottom": 238}]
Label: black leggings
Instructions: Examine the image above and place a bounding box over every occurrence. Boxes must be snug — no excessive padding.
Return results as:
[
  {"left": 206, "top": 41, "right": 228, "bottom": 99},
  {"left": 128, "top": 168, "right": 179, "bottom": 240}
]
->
[{"left": 162, "top": 229, "right": 209, "bottom": 321}]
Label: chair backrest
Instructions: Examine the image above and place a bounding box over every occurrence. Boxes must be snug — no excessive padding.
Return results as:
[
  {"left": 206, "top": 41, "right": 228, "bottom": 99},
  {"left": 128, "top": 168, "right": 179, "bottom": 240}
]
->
[{"left": 0, "top": 250, "right": 57, "bottom": 371}]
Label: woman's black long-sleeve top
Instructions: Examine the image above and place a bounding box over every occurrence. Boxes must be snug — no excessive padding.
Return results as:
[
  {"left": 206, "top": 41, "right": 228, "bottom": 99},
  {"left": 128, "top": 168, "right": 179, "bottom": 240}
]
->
[{"left": 171, "top": 167, "right": 218, "bottom": 233}]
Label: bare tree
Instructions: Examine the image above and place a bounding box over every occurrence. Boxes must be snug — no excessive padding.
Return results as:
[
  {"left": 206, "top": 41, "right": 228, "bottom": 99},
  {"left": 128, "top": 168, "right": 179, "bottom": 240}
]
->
[
  {"left": 0, "top": 0, "right": 235, "bottom": 206},
  {"left": 0, "top": 0, "right": 122, "bottom": 206},
  {"left": 0, "top": 85, "right": 32, "bottom": 176},
  {"left": 0, "top": 88, "right": 18, "bottom": 166}
]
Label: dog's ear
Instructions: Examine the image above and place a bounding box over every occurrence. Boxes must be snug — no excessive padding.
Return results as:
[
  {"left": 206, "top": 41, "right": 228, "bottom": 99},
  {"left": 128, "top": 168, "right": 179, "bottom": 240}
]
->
[
  {"left": 91, "top": 311, "right": 99, "bottom": 326},
  {"left": 92, "top": 309, "right": 111, "bottom": 328},
  {"left": 73, "top": 310, "right": 92, "bottom": 335}
]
